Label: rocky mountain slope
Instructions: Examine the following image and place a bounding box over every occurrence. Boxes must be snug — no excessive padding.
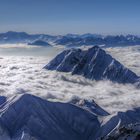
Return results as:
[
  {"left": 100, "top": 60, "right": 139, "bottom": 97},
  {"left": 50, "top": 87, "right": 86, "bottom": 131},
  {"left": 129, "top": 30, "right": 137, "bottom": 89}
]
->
[
  {"left": 0, "top": 94, "right": 100, "bottom": 140},
  {"left": 45, "top": 46, "right": 140, "bottom": 86},
  {"left": 0, "top": 94, "right": 140, "bottom": 140}
]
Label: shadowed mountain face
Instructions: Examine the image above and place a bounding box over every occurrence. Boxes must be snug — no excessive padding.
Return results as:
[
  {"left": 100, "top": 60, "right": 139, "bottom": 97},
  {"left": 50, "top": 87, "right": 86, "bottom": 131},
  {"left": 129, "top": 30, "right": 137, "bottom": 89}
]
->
[
  {"left": 0, "top": 94, "right": 140, "bottom": 140},
  {"left": 44, "top": 46, "right": 140, "bottom": 85},
  {"left": 0, "top": 96, "right": 6, "bottom": 105},
  {"left": 0, "top": 94, "right": 100, "bottom": 140}
]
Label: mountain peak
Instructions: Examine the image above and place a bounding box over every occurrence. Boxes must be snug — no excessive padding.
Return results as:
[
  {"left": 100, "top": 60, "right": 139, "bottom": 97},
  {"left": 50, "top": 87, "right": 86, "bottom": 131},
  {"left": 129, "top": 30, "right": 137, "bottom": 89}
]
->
[{"left": 45, "top": 46, "right": 140, "bottom": 86}]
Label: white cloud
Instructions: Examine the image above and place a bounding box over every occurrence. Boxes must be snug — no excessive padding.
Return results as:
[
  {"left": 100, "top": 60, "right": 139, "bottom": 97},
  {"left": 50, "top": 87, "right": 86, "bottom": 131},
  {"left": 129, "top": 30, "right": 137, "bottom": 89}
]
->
[{"left": 0, "top": 45, "right": 140, "bottom": 114}]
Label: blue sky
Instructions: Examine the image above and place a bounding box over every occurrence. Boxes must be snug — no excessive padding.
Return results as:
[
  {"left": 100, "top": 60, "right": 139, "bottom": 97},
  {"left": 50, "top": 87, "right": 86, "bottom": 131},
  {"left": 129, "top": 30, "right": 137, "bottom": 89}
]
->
[{"left": 0, "top": 0, "right": 140, "bottom": 35}]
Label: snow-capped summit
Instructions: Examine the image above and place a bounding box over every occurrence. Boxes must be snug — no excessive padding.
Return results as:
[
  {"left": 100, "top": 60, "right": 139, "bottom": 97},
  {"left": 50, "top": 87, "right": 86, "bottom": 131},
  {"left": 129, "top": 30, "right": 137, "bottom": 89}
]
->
[
  {"left": 70, "top": 98, "right": 109, "bottom": 116},
  {"left": 44, "top": 46, "right": 140, "bottom": 85}
]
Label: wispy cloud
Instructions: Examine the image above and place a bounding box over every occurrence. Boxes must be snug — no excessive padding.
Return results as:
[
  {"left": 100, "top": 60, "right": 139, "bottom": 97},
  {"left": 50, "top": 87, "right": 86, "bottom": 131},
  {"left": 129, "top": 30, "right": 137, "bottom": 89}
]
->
[{"left": 0, "top": 45, "right": 140, "bottom": 114}]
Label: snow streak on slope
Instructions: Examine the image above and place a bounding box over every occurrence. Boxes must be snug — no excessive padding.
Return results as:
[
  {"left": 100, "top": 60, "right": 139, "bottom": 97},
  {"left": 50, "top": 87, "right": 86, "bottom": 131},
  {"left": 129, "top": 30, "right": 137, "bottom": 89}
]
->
[
  {"left": 45, "top": 46, "right": 140, "bottom": 85},
  {"left": 0, "top": 94, "right": 140, "bottom": 140},
  {"left": 0, "top": 46, "right": 140, "bottom": 114}
]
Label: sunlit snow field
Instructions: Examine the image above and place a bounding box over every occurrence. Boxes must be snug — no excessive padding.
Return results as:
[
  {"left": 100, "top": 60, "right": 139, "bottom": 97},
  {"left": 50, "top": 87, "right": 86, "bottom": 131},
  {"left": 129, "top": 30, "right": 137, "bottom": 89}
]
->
[{"left": 0, "top": 45, "right": 140, "bottom": 114}]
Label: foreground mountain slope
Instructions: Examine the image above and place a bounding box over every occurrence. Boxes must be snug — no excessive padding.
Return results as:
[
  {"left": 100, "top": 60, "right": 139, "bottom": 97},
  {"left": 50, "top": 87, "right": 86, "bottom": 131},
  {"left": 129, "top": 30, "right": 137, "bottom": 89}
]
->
[
  {"left": 0, "top": 94, "right": 140, "bottom": 140},
  {"left": 0, "top": 94, "right": 100, "bottom": 140},
  {"left": 100, "top": 108, "right": 140, "bottom": 139},
  {"left": 44, "top": 46, "right": 140, "bottom": 85}
]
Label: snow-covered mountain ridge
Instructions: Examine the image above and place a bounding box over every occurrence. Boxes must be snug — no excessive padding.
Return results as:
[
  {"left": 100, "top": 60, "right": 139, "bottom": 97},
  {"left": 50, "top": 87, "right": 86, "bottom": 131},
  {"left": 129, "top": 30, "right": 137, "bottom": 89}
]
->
[
  {"left": 45, "top": 46, "right": 140, "bottom": 86},
  {"left": 0, "top": 31, "right": 140, "bottom": 47},
  {"left": 0, "top": 94, "right": 100, "bottom": 140},
  {"left": 0, "top": 94, "right": 140, "bottom": 140}
]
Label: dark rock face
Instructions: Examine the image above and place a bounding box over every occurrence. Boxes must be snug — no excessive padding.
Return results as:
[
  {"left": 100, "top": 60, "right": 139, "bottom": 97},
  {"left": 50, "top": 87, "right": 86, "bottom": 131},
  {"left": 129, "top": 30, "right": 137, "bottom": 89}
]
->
[
  {"left": 102, "top": 125, "right": 140, "bottom": 140},
  {"left": 44, "top": 46, "right": 140, "bottom": 85},
  {"left": 95, "top": 107, "right": 140, "bottom": 140}
]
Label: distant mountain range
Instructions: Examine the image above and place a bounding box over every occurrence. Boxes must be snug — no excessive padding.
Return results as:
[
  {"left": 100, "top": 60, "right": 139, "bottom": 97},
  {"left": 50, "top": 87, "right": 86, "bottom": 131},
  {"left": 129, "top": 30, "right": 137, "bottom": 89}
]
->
[
  {"left": 0, "top": 31, "right": 140, "bottom": 47},
  {"left": 45, "top": 46, "right": 140, "bottom": 86},
  {"left": 0, "top": 31, "right": 56, "bottom": 44}
]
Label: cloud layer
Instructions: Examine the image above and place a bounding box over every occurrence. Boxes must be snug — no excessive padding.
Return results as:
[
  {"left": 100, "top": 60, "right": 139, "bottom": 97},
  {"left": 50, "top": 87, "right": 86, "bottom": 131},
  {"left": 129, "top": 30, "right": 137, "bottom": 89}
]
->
[{"left": 0, "top": 45, "right": 140, "bottom": 114}]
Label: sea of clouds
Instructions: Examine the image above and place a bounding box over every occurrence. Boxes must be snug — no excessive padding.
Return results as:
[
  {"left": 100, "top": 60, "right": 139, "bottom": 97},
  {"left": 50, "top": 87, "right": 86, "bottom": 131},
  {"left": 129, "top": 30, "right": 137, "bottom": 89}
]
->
[{"left": 0, "top": 45, "right": 140, "bottom": 114}]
